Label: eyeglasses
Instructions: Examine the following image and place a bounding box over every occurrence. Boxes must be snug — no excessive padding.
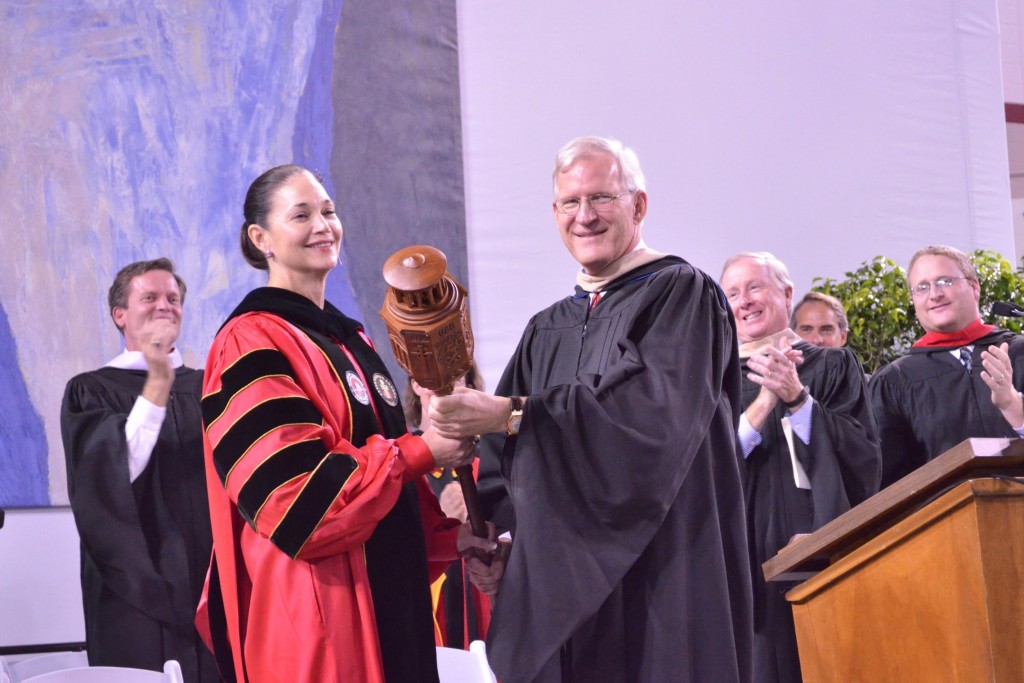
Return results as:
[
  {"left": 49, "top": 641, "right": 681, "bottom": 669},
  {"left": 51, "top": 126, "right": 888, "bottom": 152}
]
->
[
  {"left": 554, "top": 192, "right": 630, "bottom": 215},
  {"left": 910, "top": 276, "right": 969, "bottom": 298}
]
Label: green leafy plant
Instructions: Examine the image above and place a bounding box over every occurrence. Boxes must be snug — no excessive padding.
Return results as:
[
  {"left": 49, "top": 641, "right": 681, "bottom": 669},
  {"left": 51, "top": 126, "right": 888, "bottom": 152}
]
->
[
  {"left": 813, "top": 256, "right": 915, "bottom": 375},
  {"left": 812, "top": 250, "right": 1024, "bottom": 375},
  {"left": 972, "top": 250, "right": 1024, "bottom": 334}
]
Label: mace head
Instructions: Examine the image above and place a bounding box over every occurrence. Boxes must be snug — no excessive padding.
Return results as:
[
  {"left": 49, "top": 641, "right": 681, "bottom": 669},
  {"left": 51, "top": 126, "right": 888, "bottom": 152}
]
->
[
  {"left": 382, "top": 244, "right": 448, "bottom": 293},
  {"left": 380, "top": 245, "right": 474, "bottom": 394}
]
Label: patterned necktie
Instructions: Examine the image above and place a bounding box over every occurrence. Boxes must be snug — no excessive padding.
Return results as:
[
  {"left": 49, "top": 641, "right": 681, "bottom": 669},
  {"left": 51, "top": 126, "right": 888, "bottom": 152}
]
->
[
  {"left": 960, "top": 346, "right": 972, "bottom": 374},
  {"left": 590, "top": 291, "right": 603, "bottom": 310}
]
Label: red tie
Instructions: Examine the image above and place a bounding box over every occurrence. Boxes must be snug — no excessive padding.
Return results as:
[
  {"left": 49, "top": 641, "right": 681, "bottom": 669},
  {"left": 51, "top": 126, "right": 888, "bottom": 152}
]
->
[{"left": 590, "top": 292, "right": 603, "bottom": 310}]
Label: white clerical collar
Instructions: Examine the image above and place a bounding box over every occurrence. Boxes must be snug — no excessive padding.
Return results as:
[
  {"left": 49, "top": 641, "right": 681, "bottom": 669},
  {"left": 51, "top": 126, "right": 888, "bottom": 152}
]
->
[
  {"left": 105, "top": 347, "right": 184, "bottom": 371},
  {"left": 575, "top": 240, "right": 667, "bottom": 293},
  {"left": 737, "top": 328, "right": 803, "bottom": 359}
]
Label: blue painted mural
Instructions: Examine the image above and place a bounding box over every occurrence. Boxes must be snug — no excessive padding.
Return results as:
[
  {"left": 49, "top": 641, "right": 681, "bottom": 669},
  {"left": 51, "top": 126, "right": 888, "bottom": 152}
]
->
[
  {"left": 0, "top": 303, "right": 49, "bottom": 505},
  {"left": 1, "top": 0, "right": 359, "bottom": 505}
]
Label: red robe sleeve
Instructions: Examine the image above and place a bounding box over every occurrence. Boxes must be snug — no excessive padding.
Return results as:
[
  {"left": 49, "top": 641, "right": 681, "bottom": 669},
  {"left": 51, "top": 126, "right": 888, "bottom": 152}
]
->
[
  {"left": 415, "top": 476, "right": 460, "bottom": 582},
  {"left": 202, "top": 313, "right": 436, "bottom": 561}
]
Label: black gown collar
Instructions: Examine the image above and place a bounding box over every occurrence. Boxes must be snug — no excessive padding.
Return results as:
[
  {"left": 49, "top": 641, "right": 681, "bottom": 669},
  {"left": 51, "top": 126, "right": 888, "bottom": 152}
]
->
[{"left": 222, "top": 286, "right": 362, "bottom": 341}]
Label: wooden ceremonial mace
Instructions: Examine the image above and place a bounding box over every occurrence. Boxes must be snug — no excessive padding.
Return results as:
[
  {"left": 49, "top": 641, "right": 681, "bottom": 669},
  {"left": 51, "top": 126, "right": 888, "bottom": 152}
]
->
[{"left": 380, "top": 245, "right": 488, "bottom": 538}]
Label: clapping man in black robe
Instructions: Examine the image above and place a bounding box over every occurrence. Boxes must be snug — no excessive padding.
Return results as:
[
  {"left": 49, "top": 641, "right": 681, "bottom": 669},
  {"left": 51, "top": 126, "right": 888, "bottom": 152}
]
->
[
  {"left": 60, "top": 259, "right": 217, "bottom": 681},
  {"left": 869, "top": 244, "right": 1024, "bottom": 488},
  {"left": 429, "top": 136, "right": 754, "bottom": 683},
  {"left": 720, "top": 251, "right": 881, "bottom": 683}
]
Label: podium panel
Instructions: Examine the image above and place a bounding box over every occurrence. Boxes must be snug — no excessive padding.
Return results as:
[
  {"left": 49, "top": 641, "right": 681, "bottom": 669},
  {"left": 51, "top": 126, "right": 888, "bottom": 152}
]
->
[{"left": 786, "top": 479, "right": 1024, "bottom": 682}]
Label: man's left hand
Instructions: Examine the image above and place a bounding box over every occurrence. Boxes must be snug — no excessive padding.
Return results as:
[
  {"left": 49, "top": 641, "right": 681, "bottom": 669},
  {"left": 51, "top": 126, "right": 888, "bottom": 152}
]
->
[
  {"left": 457, "top": 520, "right": 498, "bottom": 556},
  {"left": 980, "top": 342, "right": 1024, "bottom": 428},
  {"left": 465, "top": 538, "right": 510, "bottom": 596}
]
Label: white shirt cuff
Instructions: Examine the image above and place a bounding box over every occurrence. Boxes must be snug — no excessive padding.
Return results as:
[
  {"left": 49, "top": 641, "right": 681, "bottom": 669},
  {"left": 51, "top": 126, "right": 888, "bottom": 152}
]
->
[
  {"left": 125, "top": 396, "right": 165, "bottom": 482},
  {"left": 738, "top": 414, "right": 762, "bottom": 458},
  {"left": 786, "top": 394, "right": 814, "bottom": 445}
]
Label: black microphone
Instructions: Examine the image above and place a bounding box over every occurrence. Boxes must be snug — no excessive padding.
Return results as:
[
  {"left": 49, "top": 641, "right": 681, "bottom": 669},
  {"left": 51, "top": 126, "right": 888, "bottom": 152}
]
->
[{"left": 991, "top": 301, "right": 1024, "bottom": 318}]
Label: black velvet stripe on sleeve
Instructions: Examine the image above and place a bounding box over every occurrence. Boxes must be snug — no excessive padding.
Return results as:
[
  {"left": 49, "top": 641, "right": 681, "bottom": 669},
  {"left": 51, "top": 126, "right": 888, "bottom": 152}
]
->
[
  {"left": 202, "top": 349, "right": 297, "bottom": 426},
  {"left": 235, "top": 439, "right": 349, "bottom": 528},
  {"left": 269, "top": 452, "right": 361, "bottom": 558},
  {"left": 210, "top": 397, "right": 323, "bottom": 482}
]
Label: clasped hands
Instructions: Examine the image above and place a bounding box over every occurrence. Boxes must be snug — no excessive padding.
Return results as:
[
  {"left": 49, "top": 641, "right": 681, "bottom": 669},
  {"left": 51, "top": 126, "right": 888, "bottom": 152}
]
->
[
  {"left": 456, "top": 521, "right": 510, "bottom": 596},
  {"left": 418, "top": 442, "right": 507, "bottom": 595},
  {"left": 428, "top": 387, "right": 513, "bottom": 595},
  {"left": 141, "top": 319, "right": 177, "bottom": 377},
  {"left": 419, "top": 387, "right": 507, "bottom": 469},
  {"left": 745, "top": 340, "right": 805, "bottom": 407},
  {"left": 139, "top": 319, "right": 177, "bottom": 407},
  {"left": 428, "top": 387, "right": 511, "bottom": 439}
]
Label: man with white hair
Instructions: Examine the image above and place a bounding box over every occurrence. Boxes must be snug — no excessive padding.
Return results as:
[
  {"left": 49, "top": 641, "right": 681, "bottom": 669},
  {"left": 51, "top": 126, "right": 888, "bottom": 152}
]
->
[
  {"left": 430, "top": 136, "right": 754, "bottom": 682},
  {"left": 720, "top": 251, "right": 880, "bottom": 683},
  {"left": 869, "top": 245, "right": 1024, "bottom": 487}
]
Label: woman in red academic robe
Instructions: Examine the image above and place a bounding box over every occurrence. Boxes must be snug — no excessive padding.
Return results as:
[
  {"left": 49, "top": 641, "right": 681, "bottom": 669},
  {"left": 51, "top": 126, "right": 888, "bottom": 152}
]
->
[{"left": 197, "top": 164, "right": 494, "bottom": 683}]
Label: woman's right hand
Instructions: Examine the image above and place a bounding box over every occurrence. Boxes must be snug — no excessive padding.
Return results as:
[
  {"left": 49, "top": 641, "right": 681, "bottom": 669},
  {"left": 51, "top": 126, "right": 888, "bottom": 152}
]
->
[{"left": 420, "top": 427, "right": 476, "bottom": 469}]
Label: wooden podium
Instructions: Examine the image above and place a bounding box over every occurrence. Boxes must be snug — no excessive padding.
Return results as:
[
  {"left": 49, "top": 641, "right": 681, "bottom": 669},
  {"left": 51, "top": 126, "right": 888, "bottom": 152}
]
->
[{"left": 763, "top": 438, "right": 1024, "bottom": 682}]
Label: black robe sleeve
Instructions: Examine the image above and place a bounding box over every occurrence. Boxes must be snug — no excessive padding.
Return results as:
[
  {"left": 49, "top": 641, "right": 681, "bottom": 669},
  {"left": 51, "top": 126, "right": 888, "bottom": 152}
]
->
[
  {"left": 867, "top": 364, "right": 929, "bottom": 487},
  {"left": 799, "top": 347, "right": 881, "bottom": 526},
  {"left": 60, "top": 367, "right": 216, "bottom": 681},
  {"left": 742, "top": 344, "right": 880, "bottom": 683},
  {"left": 61, "top": 371, "right": 181, "bottom": 625}
]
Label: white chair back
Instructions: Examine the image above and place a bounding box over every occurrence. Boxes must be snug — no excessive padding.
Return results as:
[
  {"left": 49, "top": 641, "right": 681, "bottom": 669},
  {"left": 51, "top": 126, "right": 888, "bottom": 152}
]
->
[
  {"left": 436, "top": 640, "right": 497, "bottom": 683},
  {"left": 19, "top": 659, "right": 182, "bottom": 683},
  {"left": 2, "top": 652, "right": 88, "bottom": 683}
]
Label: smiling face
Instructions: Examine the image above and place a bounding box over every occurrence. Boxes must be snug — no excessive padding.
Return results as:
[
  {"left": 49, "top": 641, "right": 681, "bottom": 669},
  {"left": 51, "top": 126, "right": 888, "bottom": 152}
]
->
[
  {"left": 553, "top": 154, "right": 647, "bottom": 275},
  {"left": 721, "top": 258, "right": 793, "bottom": 343},
  {"left": 247, "top": 171, "right": 343, "bottom": 289},
  {"left": 112, "top": 269, "right": 183, "bottom": 352},
  {"left": 794, "top": 301, "right": 848, "bottom": 347},
  {"left": 908, "top": 254, "right": 980, "bottom": 333}
]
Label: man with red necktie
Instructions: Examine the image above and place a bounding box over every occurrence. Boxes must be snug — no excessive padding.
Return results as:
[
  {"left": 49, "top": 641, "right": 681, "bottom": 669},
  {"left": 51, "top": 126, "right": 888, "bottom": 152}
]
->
[
  {"left": 869, "top": 244, "right": 1024, "bottom": 488},
  {"left": 427, "top": 136, "right": 753, "bottom": 683}
]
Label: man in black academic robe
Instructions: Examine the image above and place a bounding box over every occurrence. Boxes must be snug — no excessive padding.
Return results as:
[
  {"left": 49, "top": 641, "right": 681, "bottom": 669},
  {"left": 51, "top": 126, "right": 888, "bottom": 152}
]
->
[
  {"left": 721, "top": 252, "right": 880, "bottom": 683},
  {"left": 430, "top": 137, "right": 754, "bottom": 683},
  {"left": 60, "top": 259, "right": 217, "bottom": 682},
  {"left": 869, "top": 245, "right": 1024, "bottom": 488}
]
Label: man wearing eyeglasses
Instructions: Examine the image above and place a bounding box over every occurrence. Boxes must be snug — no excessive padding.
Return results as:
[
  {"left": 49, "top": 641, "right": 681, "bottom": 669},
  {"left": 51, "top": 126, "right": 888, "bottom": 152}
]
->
[
  {"left": 868, "top": 244, "right": 1024, "bottom": 488},
  {"left": 428, "top": 136, "right": 753, "bottom": 682}
]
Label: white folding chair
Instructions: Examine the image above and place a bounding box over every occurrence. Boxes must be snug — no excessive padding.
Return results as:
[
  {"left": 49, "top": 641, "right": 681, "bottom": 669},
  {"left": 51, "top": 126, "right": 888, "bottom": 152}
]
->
[
  {"left": 436, "top": 640, "right": 497, "bottom": 683},
  {"left": 2, "top": 652, "right": 88, "bottom": 683},
  {"left": 20, "top": 659, "right": 182, "bottom": 683}
]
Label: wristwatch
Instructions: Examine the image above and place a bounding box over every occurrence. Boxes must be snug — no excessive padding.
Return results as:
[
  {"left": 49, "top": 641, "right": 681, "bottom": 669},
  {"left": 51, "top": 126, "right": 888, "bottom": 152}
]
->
[
  {"left": 506, "top": 396, "right": 525, "bottom": 436},
  {"left": 783, "top": 387, "right": 809, "bottom": 411}
]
